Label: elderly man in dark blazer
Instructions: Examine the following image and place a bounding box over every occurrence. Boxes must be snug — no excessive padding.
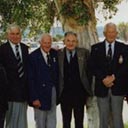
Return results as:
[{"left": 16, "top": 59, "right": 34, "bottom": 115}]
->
[
  {"left": 58, "top": 31, "right": 92, "bottom": 128},
  {"left": 0, "top": 24, "right": 29, "bottom": 128},
  {"left": 28, "top": 33, "right": 59, "bottom": 128},
  {"left": 89, "top": 22, "right": 128, "bottom": 128}
]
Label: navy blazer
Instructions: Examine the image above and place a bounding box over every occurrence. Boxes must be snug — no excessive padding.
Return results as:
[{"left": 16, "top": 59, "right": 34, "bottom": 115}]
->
[
  {"left": 0, "top": 41, "right": 29, "bottom": 102},
  {"left": 89, "top": 40, "right": 128, "bottom": 97},
  {"left": 28, "top": 48, "right": 59, "bottom": 110},
  {"left": 0, "top": 64, "right": 8, "bottom": 111}
]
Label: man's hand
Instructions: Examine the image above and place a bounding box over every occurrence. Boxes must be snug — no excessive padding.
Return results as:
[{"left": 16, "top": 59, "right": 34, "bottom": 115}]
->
[
  {"left": 124, "top": 96, "right": 128, "bottom": 104},
  {"left": 32, "top": 100, "right": 41, "bottom": 108},
  {"left": 102, "top": 74, "right": 115, "bottom": 87}
]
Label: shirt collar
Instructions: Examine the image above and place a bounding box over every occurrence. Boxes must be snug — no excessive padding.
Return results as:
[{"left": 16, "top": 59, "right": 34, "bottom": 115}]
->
[
  {"left": 9, "top": 40, "right": 20, "bottom": 48},
  {"left": 105, "top": 40, "right": 115, "bottom": 47},
  {"left": 40, "top": 48, "right": 50, "bottom": 57},
  {"left": 66, "top": 48, "right": 76, "bottom": 56}
]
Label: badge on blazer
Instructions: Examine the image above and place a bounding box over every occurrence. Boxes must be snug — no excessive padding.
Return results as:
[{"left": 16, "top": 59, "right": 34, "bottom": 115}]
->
[
  {"left": 118, "top": 55, "right": 123, "bottom": 64},
  {"left": 53, "top": 57, "right": 56, "bottom": 62}
]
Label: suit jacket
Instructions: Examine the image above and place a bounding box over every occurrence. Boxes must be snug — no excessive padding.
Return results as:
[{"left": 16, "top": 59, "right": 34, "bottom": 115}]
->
[
  {"left": 0, "top": 41, "right": 29, "bottom": 102},
  {"left": 58, "top": 47, "right": 92, "bottom": 98},
  {"left": 0, "top": 64, "right": 8, "bottom": 111},
  {"left": 28, "top": 48, "right": 59, "bottom": 110},
  {"left": 89, "top": 40, "right": 128, "bottom": 97}
]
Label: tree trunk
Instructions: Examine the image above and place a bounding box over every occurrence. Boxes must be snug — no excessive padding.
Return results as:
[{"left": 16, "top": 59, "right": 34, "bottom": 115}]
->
[
  {"left": 54, "top": 0, "right": 99, "bottom": 128},
  {"left": 54, "top": 0, "right": 98, "bottom": 47}
]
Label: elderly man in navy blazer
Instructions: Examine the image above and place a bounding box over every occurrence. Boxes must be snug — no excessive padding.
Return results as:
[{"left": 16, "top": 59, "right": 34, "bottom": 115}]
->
[
  {"left": 0, "top": 24, "right": 29, "bottom": 128},
  {"left": 28, "top": 33, "right": 59, "bottom": 128},
  {"left": 89, "top": 22, "right": 128, "bottom": 128}
]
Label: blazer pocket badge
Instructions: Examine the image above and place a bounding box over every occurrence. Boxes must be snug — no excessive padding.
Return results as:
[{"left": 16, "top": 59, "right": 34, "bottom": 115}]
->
[
  {"left": 53, "top": 57, "right": 56, "bottom": 62},
  {"left": 118, "top": 55, "right": 123, "bottom": 64}
]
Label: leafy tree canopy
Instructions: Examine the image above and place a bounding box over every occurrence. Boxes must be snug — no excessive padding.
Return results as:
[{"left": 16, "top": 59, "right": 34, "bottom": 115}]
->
[
  {"left": 95, "top": 0, "right": 122, "bottom": 19},
  {"left": 0, "top": 0, "right": 55, "bottom": 37},
  {"left": 0, "top": 0, "right": 123, "bottom": 38}
]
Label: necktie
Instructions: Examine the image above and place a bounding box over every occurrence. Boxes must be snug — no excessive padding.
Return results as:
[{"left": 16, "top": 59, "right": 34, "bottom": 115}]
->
[
  {"left": 107, "top": 44, "right": 112, "bottom": 61},
  {"left": 69, "top": 51, "right": 73, "bottom": 63},
  {"left": 47, "top": 53, "right": 51, "bottom": 67},
  {"left": 46, "top": 53, "right": 56, "bottom": 83},
  {"left": 15, "top": 45, "right": 24, "bottom": 78}
]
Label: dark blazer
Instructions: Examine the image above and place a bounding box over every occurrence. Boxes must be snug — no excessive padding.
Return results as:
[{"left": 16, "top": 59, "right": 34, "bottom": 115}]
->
[
  {"left": 58, "top": 47, "right": 93, "bottom": 98},
  {"left": 28, "top": 48, "right": 59, "bottom": 110},
  {"left": 0, "top": 64, "right": 8, "bottom": 111},
  {"left": 0, "top": 41, "right": 29, "bottom": 102},
  {"left": 89, "top": 40, "right": 128, "bottom": 97}
]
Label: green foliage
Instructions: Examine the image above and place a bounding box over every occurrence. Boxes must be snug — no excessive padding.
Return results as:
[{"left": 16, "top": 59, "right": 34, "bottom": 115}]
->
[
  {"left": 95, "top": 0, "right": 122, "bottom": 19},
  {"left": 103, "top": 0, "right": 121, "bottom": 18},
  {"left": 125, "top": 123, "right": 128, "bottom": 128},
  {"left": 60, "top": 0, "right": 90, "bottom": 25},
  {"left": 0, "top": 0, "right": 56, "bottom": 38},
  {"left": 0, "top": 0, "right": 123, "bottom": 40}
]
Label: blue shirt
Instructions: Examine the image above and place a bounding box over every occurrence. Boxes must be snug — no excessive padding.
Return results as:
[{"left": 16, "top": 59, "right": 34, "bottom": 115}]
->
[{"left": 66, "top": 49, "right": 76, "bottom": 63}]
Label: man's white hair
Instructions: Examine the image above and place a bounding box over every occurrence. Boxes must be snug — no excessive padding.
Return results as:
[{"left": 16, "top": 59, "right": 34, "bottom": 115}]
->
[
  {"left": 103, "top": 22, "right": 118, "bottom": 33},
  {"left": 6, "top": 23, "right": 21, "bottom": 34},
  {"left": 39, "top": 33, "right": 52, "bottom": 43}
]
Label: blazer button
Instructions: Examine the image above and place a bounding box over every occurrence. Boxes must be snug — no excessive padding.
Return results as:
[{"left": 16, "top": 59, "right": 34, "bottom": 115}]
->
[{"left": 42, "top": 84, "right": 46, "bottom": 87}]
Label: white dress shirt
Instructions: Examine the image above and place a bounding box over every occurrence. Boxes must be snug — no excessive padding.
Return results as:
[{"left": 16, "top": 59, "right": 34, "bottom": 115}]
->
[
  {"left": 40, "top": 48, "right": 49, "bottom": 64},
  {"left": 105, "top": 41, "right": 115, "bottom": 58},
  {"left": 9, "top": 41, "right": 23, "bottom": 61}
]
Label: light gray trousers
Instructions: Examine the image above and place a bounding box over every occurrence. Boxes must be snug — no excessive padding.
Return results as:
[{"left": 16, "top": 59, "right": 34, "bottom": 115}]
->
[
  {"left": 5, "top": 102, "right": 28, "bottom": 128},
  {"left": 34, "top": 87, "right": 56, "bottom": 128},
  {"left": 97, "top": 90, "right": 124, "bottom": 128}
]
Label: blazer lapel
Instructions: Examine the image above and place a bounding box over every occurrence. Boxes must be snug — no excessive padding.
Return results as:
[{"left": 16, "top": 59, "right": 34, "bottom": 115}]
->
[
  {"left": 20, "top": 43, "right": 26, "bottom": 63},
  {"left": 58, "top": 49, "right": 65, "bottom": 77},
  {"left": 37, "top": 48, "right": 47, "bottom": 66},
  {"left": 99, "top": 41, "right": 107, "bottom": 64},
  {"left": 6, "top": 42, "right": 18, "bottom": 62},
  {"left": 102, "top": 41, "right": 106, "bottom": 59},
  {"left": 112, "top": 41, "right": 119, "bottom": 67},
  {"left": 113, "top": 41, "right": 118, "bottom": 59},
  {"left": 77, "top": 48, "right": 83, "bottom": 78}
]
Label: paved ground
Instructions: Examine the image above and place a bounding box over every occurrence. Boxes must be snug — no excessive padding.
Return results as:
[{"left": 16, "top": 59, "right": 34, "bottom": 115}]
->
[{"left": 27, "top": 101, "right": 128, "bottom": 128}]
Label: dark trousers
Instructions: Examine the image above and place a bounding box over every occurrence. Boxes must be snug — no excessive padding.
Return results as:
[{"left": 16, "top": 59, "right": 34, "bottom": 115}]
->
[
  {"left": 0, "top": 109, "right": 6, "bottom": 128},
  {"left": 60, "top": 101, "right": 85, "bottom": 128}
]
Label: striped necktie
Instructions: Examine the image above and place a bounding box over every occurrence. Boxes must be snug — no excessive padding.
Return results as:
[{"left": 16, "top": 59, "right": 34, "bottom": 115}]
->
[
  {"left": 107, "top": 44, "right": 112, "bottom": 61},
  {"left": 15, "top": 45, "right": 24, "bottom": 78},
  {"left": 47, "top": 53, "right": 51, "bottom": 67}
]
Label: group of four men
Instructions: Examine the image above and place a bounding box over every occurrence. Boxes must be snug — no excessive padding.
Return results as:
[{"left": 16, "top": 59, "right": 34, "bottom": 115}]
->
[{"left": 0, "top": 22, "right": 128, "bottom": 128}]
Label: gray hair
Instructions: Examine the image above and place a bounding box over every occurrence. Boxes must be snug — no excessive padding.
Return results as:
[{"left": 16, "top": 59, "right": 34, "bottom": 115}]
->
[
  {"left": 6, "top": 23, "right": 21, "bottom": 34},
  {"left": 64, "top": 31, "right": 77, "bottom": 38},
  {"left": 103, "top": 22, "right": 118, "bottom": 33},
  {"left": 39, "top": 33, "right": 52, "bottom": 43}
]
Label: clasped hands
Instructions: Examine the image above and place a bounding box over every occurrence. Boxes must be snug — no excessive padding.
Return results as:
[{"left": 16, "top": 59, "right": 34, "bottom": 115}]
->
[
  {"left": 102, "top": 74, "right": 115, "bottom": 87},
  {"left": 32, "top": 100, "right": 41, "bottom": 108}
]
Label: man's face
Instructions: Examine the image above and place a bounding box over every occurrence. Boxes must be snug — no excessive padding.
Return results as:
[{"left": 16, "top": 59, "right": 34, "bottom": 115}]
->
[
  {"left": 64, "top": 34, "right": 78, "bottom": 51},
  {"left": 40, "top": 36, "right": 52, "bottom": 53},
  {"left": 104, "top": 26, "right": 118, "bottom": 43},
  {"left": 7, "top": 28, "right": 21, "bottom": 44}
]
